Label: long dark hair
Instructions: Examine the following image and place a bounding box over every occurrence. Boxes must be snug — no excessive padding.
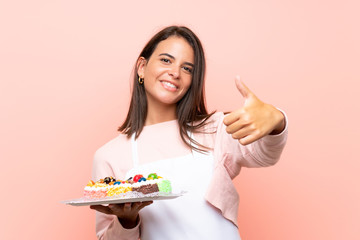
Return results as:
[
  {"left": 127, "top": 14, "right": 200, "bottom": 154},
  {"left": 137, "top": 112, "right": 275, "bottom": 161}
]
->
[{"left": 118, "top": 26, "right": 214, "bottom": 152}]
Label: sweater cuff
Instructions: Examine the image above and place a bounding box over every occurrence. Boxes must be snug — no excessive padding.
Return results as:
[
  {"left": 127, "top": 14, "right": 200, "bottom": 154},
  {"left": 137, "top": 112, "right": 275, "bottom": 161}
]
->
[
  {"left": 265, "top": 108, "right": 288, "bottom": 137},
  {"left": 262, "top": 108, "right": 288, "bottom": 142},
  {"left": 105, "top": 216, "right": 141, "bottom": 240}
]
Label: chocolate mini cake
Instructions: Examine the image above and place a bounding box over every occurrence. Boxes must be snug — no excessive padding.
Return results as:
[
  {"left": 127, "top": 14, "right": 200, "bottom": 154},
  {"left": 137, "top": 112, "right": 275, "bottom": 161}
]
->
[{"left": 132, "top": 183, "right": 159, "bottom": 194}]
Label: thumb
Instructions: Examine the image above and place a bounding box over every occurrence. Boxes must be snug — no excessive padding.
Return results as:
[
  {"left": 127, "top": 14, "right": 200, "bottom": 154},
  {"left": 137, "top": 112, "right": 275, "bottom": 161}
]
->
[{"left": 235, "top": 76, "right": 251, "bottom": 98}]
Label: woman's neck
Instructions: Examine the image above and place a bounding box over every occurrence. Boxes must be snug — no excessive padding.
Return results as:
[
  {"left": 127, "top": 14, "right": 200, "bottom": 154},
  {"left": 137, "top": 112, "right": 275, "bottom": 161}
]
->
[{"left": 145, "top": 103, "right": 177, "bottom": 126}]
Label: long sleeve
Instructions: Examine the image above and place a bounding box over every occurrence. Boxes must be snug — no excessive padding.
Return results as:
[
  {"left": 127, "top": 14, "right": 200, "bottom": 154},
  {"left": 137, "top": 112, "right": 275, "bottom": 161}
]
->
[
  {"left": 95, "top": 212, "right": 141, "bottom": 240},
  {"left": 214, "top": 110, "right": 288, "bottom": 179},
  {"left": 91, "top": 137, "right": 141, "bottom": 240},
  {"left": 204, "top": 110, "right": 288, "bottom": 227}
]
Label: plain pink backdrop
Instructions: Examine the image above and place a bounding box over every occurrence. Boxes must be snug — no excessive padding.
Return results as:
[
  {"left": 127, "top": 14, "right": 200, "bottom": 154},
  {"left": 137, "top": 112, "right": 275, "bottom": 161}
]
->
[{"left": 1, "top": 0, "right": 359, "bottom": 239}]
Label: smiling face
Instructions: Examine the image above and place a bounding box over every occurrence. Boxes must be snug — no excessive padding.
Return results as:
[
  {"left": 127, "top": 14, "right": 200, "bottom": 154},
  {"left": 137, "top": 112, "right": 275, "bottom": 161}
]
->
[{"left": 137, "top": 36, "right": 194, "bottom": 113}]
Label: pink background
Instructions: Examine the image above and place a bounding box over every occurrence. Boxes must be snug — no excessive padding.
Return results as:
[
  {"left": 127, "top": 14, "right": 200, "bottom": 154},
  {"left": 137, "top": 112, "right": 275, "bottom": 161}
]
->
[{"left": 1, "top": 0, "right": 359, "bottom": 239}]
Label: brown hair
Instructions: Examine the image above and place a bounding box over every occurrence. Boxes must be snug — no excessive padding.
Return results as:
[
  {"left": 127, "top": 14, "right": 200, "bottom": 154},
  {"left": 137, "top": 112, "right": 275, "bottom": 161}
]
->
[{"left": 118, "top": 26, "right": 214, "bottom": 152}]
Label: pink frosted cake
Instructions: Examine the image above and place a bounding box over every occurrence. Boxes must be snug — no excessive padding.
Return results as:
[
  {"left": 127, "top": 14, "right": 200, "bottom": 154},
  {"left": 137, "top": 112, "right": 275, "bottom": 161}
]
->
[{"left": 83, "top": 173, "right": 172, "bottom": 199}]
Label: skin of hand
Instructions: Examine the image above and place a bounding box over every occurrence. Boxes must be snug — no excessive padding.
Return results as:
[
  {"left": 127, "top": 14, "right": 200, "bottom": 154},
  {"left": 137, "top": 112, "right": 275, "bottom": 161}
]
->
[
  {"left": 223, "top": 76, "right": 285, "bottom": 145},
  {"left": 90, "top": 201, "right": 153, "bottom": 229}
]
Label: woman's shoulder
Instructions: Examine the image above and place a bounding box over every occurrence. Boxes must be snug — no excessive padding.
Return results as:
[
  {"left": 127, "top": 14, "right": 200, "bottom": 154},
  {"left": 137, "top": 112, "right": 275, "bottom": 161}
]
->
[
  {"left": 93, "top": 133, "right": 131, "bottom": 163},
  {"left": 202, "top": 111, "right": 226, "bottom": 129},
  {"left": 92, "top": 133, "right": 134, "bottom": 180},
  {"left": 192, "top": 112, "right": 226, "bottom": 147},
  {"left": 208, "top": 111, "right": 226, "bottom": 121}
]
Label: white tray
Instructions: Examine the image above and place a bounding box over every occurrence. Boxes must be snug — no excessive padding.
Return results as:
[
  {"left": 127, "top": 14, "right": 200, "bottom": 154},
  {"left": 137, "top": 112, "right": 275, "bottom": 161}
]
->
[{"left": 61, "top": 192, "right": 184, "bottom": 206}]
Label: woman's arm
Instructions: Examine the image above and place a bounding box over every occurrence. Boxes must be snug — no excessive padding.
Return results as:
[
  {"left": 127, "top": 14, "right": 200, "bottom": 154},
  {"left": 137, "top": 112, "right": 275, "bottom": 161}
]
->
[
  {"left": 211, "top": 76, "right": 288, "bottom": 179},
  {"left": 90, "top": 146, "right": 147, "bottom": 240}
]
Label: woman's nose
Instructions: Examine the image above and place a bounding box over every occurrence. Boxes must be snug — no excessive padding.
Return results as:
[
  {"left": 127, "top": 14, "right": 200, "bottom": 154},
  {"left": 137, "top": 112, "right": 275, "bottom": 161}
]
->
[{"left": 168, "top": 67, "right": 180, "bottom": 79}]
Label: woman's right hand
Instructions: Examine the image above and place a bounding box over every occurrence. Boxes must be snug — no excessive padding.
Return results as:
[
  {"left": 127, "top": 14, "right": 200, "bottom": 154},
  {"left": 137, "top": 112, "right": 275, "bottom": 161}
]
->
[{"left": 90, "top": 201, "right": 153, "bottom": 229}]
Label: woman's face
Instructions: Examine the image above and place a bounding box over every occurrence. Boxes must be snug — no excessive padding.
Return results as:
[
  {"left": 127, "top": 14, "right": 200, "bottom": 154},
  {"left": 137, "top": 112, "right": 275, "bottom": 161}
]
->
[{"left": 138, "top": 36, "right": 194, "bottom": 110}]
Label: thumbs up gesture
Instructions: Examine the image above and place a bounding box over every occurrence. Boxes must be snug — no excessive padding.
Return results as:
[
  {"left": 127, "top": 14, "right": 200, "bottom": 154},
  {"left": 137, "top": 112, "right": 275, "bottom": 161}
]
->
[{"left": 223, "top": 76, "right": 285, "bottom": 145}]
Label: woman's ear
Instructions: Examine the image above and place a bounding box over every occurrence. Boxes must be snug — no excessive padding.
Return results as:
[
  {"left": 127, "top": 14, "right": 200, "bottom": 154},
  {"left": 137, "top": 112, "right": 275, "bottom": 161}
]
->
[{"left": 136, "top": 57, "right": 147, "bottom": 77}]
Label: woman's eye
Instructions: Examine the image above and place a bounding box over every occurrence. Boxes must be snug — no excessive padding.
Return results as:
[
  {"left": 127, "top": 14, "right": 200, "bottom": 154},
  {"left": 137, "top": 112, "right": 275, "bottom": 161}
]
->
[
  {"left": 160, "top": 58, "right": 170, "bottom": 63},
  {"left": 183, "top": 66, "right": 193, "bottom": 73}
]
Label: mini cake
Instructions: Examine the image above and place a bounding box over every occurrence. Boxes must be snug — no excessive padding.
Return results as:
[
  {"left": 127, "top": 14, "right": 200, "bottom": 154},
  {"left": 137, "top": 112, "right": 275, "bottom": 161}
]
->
[{"left": 83, "top": 173, "right": 172, "bottom": 199}]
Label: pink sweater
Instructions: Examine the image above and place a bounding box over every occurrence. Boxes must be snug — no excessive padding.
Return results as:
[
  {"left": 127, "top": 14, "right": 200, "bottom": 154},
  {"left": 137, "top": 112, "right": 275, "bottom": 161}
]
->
[{"left": 92, "top": 111, "right": 288, "bottom": 240}]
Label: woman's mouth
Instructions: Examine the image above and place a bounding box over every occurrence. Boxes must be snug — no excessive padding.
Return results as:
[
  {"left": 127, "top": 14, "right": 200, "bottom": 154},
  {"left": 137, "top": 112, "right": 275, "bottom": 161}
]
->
[{"left": 160, "top": 81, "right": 178, "bottom": 91}]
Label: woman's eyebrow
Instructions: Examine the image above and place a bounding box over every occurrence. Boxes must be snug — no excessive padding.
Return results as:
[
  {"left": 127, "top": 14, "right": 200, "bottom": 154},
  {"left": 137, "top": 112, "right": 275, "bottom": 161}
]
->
[
  {"left": 159, "top": 53, "right": 175, "bottom": 59},
  {"left": 159, "top": 53, "right": 194, "bottom": 67}
]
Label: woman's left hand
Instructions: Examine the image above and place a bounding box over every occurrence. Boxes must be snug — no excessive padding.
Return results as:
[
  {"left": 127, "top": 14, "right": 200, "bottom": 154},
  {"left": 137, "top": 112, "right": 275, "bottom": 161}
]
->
[{"left": 223, "top": 76, "right": 285, "bottom": 145}]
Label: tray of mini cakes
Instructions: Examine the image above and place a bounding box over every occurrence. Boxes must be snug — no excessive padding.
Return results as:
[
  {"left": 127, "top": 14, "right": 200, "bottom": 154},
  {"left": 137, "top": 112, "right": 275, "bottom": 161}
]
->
[{"left": 62, "top": 173, "right": 184, "bottom": 206}]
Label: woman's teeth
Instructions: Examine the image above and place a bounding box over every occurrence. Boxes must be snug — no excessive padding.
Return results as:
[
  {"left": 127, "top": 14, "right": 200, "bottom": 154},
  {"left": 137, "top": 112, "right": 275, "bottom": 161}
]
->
[{"left": 163, "top": 81, "right": 177, "bottom": 89}]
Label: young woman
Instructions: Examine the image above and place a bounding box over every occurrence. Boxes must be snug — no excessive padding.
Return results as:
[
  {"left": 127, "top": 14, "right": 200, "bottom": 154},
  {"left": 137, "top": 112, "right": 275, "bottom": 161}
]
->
[{"left": 90, "top": 26, "right": 287, "bottom": 240}]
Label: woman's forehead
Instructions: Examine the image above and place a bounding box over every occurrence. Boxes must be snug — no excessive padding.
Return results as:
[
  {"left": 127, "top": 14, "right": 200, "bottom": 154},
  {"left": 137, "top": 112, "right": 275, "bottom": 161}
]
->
[{"left": 153, "top": 36, "right": 194, "bottom": 62}]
